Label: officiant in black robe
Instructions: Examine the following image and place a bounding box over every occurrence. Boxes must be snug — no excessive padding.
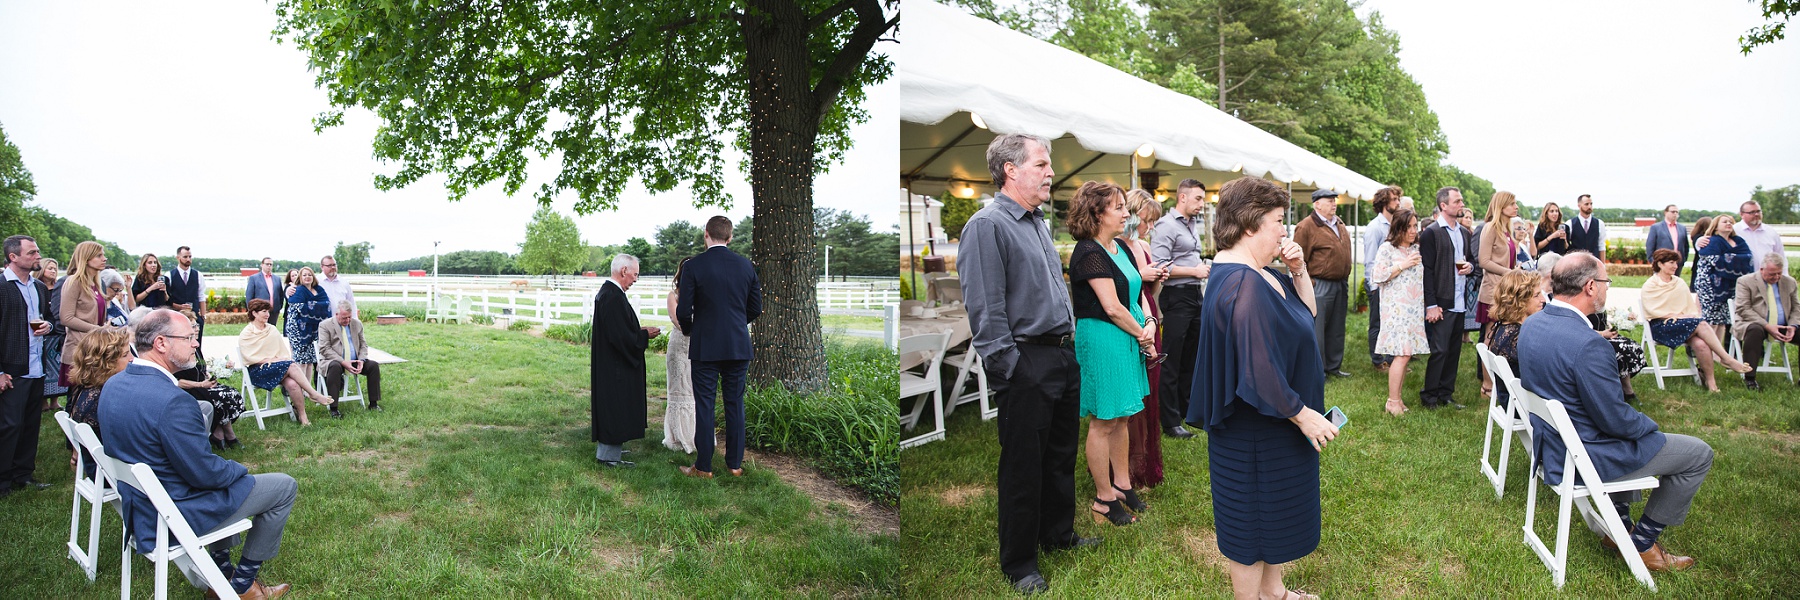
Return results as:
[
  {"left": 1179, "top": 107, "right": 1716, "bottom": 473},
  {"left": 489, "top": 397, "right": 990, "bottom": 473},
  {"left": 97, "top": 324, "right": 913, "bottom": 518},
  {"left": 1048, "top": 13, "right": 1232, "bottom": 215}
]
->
[{"left": 591, "top": 255, "right": 660, "bottom": 468}]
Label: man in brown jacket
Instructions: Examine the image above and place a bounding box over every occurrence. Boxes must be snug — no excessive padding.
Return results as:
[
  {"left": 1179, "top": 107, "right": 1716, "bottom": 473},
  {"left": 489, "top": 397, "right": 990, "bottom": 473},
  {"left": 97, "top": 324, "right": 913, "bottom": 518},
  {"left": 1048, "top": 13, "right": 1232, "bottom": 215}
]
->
[
  {"left": 1294, "top": 189, "right": 1353, "bottom": 378},
  {"left": 1732, "top": 253, "right": 1799, "bottom": 391},
  {"left": 317, "top": 300, "right": 382, "bottom": 414}
]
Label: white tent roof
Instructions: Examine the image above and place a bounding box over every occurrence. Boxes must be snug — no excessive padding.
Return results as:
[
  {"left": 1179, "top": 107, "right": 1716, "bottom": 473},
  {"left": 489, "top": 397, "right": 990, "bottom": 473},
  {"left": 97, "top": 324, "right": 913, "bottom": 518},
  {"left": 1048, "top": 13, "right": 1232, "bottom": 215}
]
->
[{"left": 900, "top": 0, "right": 1385, "bottom": 201}]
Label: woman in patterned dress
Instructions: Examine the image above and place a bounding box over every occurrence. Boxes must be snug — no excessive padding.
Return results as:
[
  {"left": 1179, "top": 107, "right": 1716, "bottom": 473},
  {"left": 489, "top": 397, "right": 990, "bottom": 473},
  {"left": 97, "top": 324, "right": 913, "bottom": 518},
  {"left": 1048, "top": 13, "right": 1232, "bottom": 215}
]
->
[
  {"left": 1694, "top": 214, "right": 1753, "bottom": 341},
  {"left": 284, "top": 267, "right": 333, "bottom": 385},
  {"left": 1371, "top": 210, "right": 1428, "bottom": 416},
  {"left": 242, "top": 298, "right": 336, "bottom": 425},
  {"left": 36, "top": 258, "right": 68, "bottom": 411}
]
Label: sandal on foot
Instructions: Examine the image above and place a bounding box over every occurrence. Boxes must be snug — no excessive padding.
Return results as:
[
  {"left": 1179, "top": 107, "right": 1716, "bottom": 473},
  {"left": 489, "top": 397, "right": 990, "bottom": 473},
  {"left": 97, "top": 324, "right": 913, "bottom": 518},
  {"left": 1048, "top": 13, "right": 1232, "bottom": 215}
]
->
[
  {"left": 1285, "top": 590, "right": 1319, "bottom": 600},
  {"left": 1113, "top": 484, "right": 1146, "bottom": 513},
  {"left": 1090, "top": 497, "right": 1137, "bottom": 526}
]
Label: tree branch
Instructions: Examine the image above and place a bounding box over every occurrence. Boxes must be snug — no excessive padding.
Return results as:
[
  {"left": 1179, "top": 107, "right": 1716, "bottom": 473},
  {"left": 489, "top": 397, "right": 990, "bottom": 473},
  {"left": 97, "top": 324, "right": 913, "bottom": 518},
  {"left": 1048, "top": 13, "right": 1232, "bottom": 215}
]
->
[
  {"left": 808, "top": 0, "right": 859, "bottom": 31},
  {"left": 811, "top": 0, "right": 896, "bottom": 123},
  {"left": 1221, "top": 64, "right": 1260, "bottom": 95}
]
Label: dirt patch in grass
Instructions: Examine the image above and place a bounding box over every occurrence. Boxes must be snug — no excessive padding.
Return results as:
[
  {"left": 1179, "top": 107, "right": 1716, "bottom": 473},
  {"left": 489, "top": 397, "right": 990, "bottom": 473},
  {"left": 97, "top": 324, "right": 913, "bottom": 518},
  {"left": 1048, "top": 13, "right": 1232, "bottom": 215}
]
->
[
  {"left": 590, "top": 537, "right": 643, "bottom": 570},
  {"left": 743, "top": 448, "right": 898, "bottom": 537},
  {"left": 938, "top": 485, "right": 987, "bottom": 508},
  {"left": 1180, "top": 527, "right": 1229, "bottom": 570},
  {"left": 1437, "top": 553, "right": 1466, "bottom": 578}
]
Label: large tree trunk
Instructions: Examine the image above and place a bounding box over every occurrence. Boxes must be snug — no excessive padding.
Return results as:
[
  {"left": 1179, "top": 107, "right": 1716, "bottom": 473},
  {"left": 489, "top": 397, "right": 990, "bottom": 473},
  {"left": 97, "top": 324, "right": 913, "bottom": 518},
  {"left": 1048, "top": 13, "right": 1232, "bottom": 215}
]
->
[{"left": 742, "top": 0, "right": 828, "bottom": 393}]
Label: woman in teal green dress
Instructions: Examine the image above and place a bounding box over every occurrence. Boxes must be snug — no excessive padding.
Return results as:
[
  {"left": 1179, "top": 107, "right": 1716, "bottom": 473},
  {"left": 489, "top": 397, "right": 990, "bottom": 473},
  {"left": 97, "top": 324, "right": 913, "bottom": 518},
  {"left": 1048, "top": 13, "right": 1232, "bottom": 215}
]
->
[{"left": 1067, "top": 181, "right": 1168, "bottom": 526}]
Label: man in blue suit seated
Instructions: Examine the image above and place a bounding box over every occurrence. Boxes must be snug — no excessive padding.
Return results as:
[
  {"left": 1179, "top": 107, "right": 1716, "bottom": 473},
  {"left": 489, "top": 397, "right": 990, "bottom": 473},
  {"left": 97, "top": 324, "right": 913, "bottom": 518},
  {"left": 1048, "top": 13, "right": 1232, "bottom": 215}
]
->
[
  {"left": 675, "top": 216, "right": 761, "bottom": 479},
  {"left": 1519, "top": 252, "right": 1711, "bottom": 573},
  {"left": 100, "top": 309, "right": 296, "bottom": 599}
]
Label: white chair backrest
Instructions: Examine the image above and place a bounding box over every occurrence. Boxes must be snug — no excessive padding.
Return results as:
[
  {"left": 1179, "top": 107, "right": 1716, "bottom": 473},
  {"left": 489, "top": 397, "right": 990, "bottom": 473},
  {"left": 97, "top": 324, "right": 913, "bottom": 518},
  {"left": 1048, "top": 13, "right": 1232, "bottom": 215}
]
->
[
  {"left": 1474, "top": 342, "right": 1496, "bottom": 372},
  {"left": 93, "top": 453, "right": 212, "bottom": 553},
  {"left": 899, "top": 330, "right": 952, "bottom": 379},
  {"left": 1519, "top": 391, "right": 1599, "bottom": 487}
]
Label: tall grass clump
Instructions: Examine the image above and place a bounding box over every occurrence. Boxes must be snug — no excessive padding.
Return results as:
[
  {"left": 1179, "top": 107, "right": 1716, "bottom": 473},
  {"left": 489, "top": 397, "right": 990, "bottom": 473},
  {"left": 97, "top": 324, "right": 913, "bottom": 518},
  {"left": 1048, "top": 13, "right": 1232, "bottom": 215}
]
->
[
  {"left": 744, "top": 340, "right": 898, "bottom": 504},
  {"left": 357, "top": 302, "right": 427, "bottom": 323},
  {"left": 544, "top": 322, "right": 592, "bottom": 344}
]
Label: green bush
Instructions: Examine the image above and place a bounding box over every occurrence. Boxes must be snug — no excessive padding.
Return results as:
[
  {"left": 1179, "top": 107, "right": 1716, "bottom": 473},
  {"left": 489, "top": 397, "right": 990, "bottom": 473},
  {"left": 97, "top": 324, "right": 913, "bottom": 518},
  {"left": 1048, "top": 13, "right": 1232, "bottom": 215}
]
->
[
  {"left": 470, "top": 314, "right": 494, "bottom": 325},
  {"left": 357, "top": 302, "right": 427, "bottom": 323},
  {"left": 743, "top": 341, "right": 898, "bottom": 505},
  {"left": 507, "top": 319, "right": 533, "bottom": 331},
  {"left": 648, "top": 331, "right": 669, "bottom": 353},
  {"left": 544, "top": 322, "right": 591, "bottom": 344}
]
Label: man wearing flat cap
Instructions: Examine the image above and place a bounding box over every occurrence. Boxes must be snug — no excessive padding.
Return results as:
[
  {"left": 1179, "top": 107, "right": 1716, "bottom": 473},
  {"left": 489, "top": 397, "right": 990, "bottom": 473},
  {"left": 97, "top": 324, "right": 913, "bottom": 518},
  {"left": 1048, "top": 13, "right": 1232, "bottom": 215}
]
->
[{"left": 1294, "top": 189, "right": 1354, "bottom": 378}]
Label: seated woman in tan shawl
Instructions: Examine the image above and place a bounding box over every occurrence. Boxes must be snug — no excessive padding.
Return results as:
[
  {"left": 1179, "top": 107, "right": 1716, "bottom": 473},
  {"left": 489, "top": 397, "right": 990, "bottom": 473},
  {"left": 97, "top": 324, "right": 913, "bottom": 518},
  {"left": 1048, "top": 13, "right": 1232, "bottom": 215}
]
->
[{"left": 239, "top": 298, "right": 336, "bottom": 425}]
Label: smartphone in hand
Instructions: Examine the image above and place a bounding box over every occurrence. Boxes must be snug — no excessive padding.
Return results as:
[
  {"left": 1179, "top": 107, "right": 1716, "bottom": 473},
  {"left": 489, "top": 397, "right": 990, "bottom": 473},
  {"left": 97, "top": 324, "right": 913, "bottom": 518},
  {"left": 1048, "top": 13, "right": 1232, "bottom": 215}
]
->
[{"left": 1325, "top": 406, "right": 1349, "bottom": 430}]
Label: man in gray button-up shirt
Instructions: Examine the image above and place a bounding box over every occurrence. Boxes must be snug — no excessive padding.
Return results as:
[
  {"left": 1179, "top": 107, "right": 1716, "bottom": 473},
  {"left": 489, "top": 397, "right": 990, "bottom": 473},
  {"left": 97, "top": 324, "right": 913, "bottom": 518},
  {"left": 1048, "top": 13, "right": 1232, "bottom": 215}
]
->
[
  {"left": 1149, "top": 179, "right": 1210, "bottom": 438},
  {"left": 958, "top": 133, "right": 1092, "bottom": 595}
]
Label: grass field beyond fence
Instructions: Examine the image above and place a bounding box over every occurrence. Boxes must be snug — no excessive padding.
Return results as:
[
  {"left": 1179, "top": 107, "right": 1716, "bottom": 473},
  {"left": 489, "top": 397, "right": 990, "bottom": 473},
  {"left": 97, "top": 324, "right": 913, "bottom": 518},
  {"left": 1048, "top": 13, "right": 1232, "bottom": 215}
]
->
[
  {"left": 900, "top": 304, "right": 1800, "bottom": 598},
  {"left": 4, "top": 322, "right": 896, "bottom": 597}
]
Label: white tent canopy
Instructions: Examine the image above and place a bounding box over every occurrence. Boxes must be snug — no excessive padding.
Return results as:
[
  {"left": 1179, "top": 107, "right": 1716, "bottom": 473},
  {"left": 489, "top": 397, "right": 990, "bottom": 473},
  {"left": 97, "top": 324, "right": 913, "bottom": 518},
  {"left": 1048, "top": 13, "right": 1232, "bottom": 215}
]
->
[{"left": 900, "top": 0, "right": 1385, "bottom": 203}]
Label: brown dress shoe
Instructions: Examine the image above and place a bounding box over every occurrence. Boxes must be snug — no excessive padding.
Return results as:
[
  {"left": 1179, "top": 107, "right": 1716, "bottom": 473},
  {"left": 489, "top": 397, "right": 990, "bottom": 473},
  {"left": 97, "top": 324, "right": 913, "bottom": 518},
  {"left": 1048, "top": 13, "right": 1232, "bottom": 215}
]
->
[
  {"left": 1639, "top": 542, "right": 1696, "bottom": 572},
  {"left": 728, "top": 468, "right": 745, "bottom": 477},
  {"left": 679, "top": 465, "right": 714, "bottom": 479},
  {"left": 208, "top": 581, "right": 290, "bottom": 600}
]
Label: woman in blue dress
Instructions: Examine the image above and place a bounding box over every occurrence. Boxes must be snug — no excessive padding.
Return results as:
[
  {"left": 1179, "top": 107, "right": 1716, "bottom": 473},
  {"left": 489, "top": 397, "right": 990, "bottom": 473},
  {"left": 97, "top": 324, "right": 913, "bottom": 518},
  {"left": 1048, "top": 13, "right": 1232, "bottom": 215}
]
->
[
  {"left": 1188, "top": 176, "right": 1339, "bottom": 600},
  {"left": 1067, "top": 182, "right": 1167, "bottom": 526},
  {"left": 285, "top": 266, "right": 333, "bottom": 386},
  {"left": 1694, "top": 214, "right": 1753, "bottom": 341}
]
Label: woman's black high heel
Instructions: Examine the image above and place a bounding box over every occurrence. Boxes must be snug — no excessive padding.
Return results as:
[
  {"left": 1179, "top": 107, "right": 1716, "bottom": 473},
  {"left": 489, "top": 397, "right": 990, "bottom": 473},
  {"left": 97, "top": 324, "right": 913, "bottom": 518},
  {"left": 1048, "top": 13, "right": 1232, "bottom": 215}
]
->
[
  {"left": 1113, "top": 484, "right": 1146, "bottom": 513},
  {"left": 225, "top": 438, "right": 241, "bottom": 449},
  {"left": 210, "top": 438, "right": 225, "bottom": 450},
  {"left": 1091, "top": 497, "right": 1137, "bottom": 526}
]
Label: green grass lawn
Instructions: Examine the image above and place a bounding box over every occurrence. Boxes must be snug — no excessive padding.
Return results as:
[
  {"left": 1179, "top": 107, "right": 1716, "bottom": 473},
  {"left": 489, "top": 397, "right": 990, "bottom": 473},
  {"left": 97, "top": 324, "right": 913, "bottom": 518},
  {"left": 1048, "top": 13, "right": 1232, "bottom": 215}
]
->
[
  {"left": 5, "top": 322, "right": 895, "bottom": 597},
  {"left": 899, "top": 306, "right": 1800, "bottom": 598}
]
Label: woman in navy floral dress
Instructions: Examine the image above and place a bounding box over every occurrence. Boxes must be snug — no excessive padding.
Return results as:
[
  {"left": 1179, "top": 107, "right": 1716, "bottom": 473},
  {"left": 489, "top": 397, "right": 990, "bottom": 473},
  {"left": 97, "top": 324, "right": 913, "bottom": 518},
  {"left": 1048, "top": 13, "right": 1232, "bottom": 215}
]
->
[{"left": 285, "top": 267, "right": 333, "bottom": 384}]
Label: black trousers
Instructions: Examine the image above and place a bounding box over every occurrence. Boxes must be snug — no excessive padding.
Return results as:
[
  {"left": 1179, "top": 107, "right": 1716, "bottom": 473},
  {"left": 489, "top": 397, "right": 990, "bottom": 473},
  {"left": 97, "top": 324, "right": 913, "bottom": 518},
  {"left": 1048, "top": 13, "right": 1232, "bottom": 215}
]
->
[
  {"left": 991, "top": 343, "right": 1080, "bottom": 581},
  {"left": 1739, "top": 327, "right": 1797, "bottom": 381},
  {"left": 1156, "top": 285, "right": 1202, "bottom": 429},
  {"left": 692, "top": 359, "right": 748, "bottom": 473},
  {"left": 1366, "top": 282, "right": 1390, "bottom": 365},
  {"left": 1421, "top": 311, "right": 1465, "bottom": 406},
  {"left": 0, "top": 376, "right": 45, "bottom": 487},
  {"left": 324, "top": 359, "right": 382, "bottom": 405}
]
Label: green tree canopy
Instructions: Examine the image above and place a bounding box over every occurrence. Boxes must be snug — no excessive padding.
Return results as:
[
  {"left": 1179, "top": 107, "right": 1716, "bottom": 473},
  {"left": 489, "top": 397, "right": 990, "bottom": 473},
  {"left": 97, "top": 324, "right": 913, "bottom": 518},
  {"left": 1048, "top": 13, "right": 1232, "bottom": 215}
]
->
[
  {"left": 516, "top": 207, "right": 587, "bottom": 276},
  {"left": 1751, "top": 184, "right": 1800, "bottom": 223},
  {"left": 1742, "top": 0, "right": 1796, "bottom": 53},
  {"left": 332, "top": 241, "right": 374, "bottom": 274},
  {"left": 0, "top": 123, "right": 37, "bottom": 237}
]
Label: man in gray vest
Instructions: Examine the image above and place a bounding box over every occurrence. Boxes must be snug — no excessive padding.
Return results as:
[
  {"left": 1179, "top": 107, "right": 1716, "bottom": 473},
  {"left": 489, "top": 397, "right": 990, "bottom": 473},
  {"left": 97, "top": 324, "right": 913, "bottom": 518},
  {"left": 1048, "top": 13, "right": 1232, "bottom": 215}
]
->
[{"left": 1150, "top": 178, "right": 1210, "bottom": 439}]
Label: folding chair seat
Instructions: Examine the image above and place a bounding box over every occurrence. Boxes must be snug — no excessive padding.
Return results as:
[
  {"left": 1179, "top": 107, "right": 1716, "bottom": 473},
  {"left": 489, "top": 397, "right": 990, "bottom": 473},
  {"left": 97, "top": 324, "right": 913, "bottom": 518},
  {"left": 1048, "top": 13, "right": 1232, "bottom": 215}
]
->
[
  {"left": 53, "top": 411, "right": 119, "bottom": 582},
  {"left": 1638, "top": 298, "right": 1700, "bottom": 390},
  {"left": 1726, "top": 300, "right": 1795, "bottom": 383},
  {"left": 1518, "top": 390, "right": 1662, "bottom": 590},
  {"left": 941, "top": 344, "right": 995, "bottom": 421},
  {"left": 899, "top": 329, "right": 951, "bottom": 449},
  {"left": 1475, "top": 344, "right": 1532, "bottom": 499},
  {"left": 84, "top": 437, "right": 254, "bottom": 600},
  {"left": 233, "top": 347, "right": 295, "bottom": 430}
]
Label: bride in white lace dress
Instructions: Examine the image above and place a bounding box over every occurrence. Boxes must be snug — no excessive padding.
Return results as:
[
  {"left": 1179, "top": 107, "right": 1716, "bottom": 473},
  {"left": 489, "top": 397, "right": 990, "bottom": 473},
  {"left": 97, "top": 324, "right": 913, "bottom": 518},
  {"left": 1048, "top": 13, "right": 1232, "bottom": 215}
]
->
[{"left": 663, "top": 259, "right": 697, "bottom": 453}]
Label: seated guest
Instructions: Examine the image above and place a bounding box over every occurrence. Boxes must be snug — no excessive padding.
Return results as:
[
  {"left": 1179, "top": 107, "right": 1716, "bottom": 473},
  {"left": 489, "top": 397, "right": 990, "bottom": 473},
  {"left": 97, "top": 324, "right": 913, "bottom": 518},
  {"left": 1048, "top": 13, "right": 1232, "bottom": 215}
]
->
[
  {"left": 62, "top": 327, "right": 133, "bottom": 470},
  {"left": 1584, "top": 298, "right": 1647, "bottom": 403},
  {"left": 317, "top": 300, "right": 383, "bottom": 412},
  {"left": 1732, "top": 253, "right": 1799, "bottom": 391},
  {"left": 100, "top": 268, "right": 134, "bottom": 326},
  {"left": 1484, "top": 269, "right": 1542, "bottom": 407},
  {"left": 239, "top": 299, "right": 337, "bottom": 425},
  {"left": 130, "top": 253, "right": 170, "bottom": 309},
  {"left": 100, "top": 309, "right": 295, "bottom": 599},
  {"left": 1520, "top": 253, "right": 1713, "bottom": 572},
  {"left": 170, "top": 311, "right": 246, "bottom": 449},
  {"left": 1641, "top": 249, "right": 1751, "bottom": 392}
]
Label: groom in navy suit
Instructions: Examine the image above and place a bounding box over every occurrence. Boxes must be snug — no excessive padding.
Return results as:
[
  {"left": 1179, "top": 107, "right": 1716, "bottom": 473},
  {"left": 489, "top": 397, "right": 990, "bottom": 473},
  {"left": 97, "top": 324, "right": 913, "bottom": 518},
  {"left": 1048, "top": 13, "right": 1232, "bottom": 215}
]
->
[
  {"left": 675, "top": 216, "right": 761, "bottom": 478},
  {"left": 1520, "top": 252, "right": 1711, "bottom": 572}
]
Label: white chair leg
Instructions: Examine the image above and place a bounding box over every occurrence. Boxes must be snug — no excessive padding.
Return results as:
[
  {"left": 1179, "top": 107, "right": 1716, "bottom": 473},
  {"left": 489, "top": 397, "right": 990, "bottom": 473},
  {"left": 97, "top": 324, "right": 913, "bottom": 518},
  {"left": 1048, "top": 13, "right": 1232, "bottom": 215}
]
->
[
  {"left": 975, "top": 364, "right": 995, "bottom": 420},
  {"left": 1481, "top": 406, "right": 1504, "bottom": 497},
  {"left": 1581, "top": 494, "right": 1658, "bottom": 590}
]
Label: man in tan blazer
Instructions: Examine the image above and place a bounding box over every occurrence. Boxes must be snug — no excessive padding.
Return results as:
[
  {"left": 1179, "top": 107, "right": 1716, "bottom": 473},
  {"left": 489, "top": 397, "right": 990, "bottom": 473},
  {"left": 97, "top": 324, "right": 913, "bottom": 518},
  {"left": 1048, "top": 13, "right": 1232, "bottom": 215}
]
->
[
  {"left": 1732, "top": 253, "right": 1799, "bottom": 391},
  {"left": 317, "top": 300, "right": 382, "bottom": 414}
]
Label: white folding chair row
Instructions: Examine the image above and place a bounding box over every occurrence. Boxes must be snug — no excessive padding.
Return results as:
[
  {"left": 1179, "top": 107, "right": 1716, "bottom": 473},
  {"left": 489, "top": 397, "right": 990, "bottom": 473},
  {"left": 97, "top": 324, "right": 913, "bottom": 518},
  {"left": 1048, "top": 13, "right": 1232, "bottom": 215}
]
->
[
  {"left": 233, "top": 346, "right": 295, "bottom": 430},
  {"left": 1726, "top": 299, "right": 1795, "bottom": 382},
  {"left": 69, "top": 421, "right": 254, "bottom": 599},
  {"left": 313, "top": 339, "right": 367, "bottom": 408},
  {"left": 1517, "top": 389, "right": 1662, "bottom": 590},
  {"left": 1637, "top": 297, "right": 1700, "bottom": 390},
  {"left": 899, "top": 329, "right": 951, "bottom": 449},
  {"left": 1474, "top": 343, "right": 1532, "bottom": 499},
  {"left": 941, "top": 344, "right": 996, "bottom": 421},
  {"left": 53, "top": 411, "right": 119, "bottom": 582}
]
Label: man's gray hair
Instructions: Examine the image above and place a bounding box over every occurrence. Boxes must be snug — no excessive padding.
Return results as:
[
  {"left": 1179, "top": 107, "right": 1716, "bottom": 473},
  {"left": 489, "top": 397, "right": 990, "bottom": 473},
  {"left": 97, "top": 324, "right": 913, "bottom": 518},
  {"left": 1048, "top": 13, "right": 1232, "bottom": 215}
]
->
[
  {"left": 1536, "top": 252, "right": 1562, "bottom": 275},
  {"left": 334, "top": 299, "right": 355, "bottom": 313},
  {"left": 131, "top": 309, "right": 184, "bottom": 353},
  {"left": 610, "top": 253, "right": 639, "bottom": 276},
  {"left": 1548, "top": 251, "right": 1602, "bottom": 298},
  {"left": 1742, "top": 199, "right": 1762, "bottom": 213},
  {"left": 98, "top": 268, "right": 127, "bottom": 291},
  {"left": 1761, "top": 251, "right": 1787, "bottom": 270},
  {"left": 986, "top": 133, "right": 1052, "bottom": 188}
]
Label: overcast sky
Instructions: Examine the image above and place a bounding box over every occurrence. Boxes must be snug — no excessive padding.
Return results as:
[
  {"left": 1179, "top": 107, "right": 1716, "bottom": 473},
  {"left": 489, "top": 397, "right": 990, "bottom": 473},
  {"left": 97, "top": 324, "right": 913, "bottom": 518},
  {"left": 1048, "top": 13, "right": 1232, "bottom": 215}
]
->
[
  {"left": 0, "top": 2, "right": 897, "bottom": 263},
  {"left": 1358, "top": 0, "right": 1799, "bottom": 213}
]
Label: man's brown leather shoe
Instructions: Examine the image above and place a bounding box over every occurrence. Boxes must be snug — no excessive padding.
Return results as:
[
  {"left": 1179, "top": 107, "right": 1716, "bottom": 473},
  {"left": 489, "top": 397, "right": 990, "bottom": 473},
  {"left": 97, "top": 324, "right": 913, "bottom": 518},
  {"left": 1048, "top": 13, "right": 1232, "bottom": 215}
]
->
[
  {"left": 679, "top": 465, "right": 714, "bottom": 479},
  {"left": 207, "top": 580, "right": 290, "bottom": 600},
  {"left": 728, "top": 468, "right": 745, "bottom": 477},
  {"left": 1639, "top": 542, "right": 1696, "bottom": 572}
]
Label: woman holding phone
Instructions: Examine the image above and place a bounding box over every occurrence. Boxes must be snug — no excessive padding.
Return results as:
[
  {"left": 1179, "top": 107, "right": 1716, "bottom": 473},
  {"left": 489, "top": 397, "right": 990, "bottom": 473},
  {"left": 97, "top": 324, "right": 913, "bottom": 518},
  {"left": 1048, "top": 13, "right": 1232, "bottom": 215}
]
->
[
  {"left": 1189, "top": 176, "right": 1337, "bottom": 600},
  {"left": 130, "top": 253, "right": 169, "bottom": 309}
]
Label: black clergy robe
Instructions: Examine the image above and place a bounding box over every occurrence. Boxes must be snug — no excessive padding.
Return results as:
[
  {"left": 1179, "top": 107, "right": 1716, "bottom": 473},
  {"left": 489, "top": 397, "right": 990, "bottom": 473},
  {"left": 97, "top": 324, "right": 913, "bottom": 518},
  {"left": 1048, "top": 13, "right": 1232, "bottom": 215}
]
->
[{"left": 590, "top": 280, "right": 650, "bottom": 445}]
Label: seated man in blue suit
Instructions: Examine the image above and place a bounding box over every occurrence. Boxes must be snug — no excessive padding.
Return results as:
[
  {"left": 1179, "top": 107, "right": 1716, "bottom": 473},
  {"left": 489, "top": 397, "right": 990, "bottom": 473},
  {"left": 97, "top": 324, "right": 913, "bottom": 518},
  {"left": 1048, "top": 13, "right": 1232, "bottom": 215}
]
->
[
  {"left": 100, "top": 309, "right": 296, "bottom": 599},
  {"left": 1519, "top": 252, "right": 1711, "bottom": 572},
  {"left": 675, "top": 216, "right": 761, "bottom": 479}
]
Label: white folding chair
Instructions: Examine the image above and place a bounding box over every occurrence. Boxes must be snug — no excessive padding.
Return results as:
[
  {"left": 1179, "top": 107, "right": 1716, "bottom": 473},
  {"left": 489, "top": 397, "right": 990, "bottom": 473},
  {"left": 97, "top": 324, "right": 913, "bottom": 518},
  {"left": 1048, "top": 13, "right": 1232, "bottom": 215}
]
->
[
  {"left": 314, "top": 340, "right": 367, "bottom": 408},
  {"left": 933, "top": 277, "right": 963, "bottom": 305},
  {"left": 233, "top": 347, "right": 295, "bottom": 430},
  {"left": 1637, "top": 298, "right": 1700, "bottom": 390},
  {"left": 941, "top": 344, "right": 996, "bottom": 421},
  {"left": 53, "top": 411, "right": 119, "bottom": 582},
  {"left": 899, "top": 330, "right": 951, "bottom": 449},
  {"left": 1475, "top": 344, "right": 1532, "bottom": 499},
  {"left": 1726, "top": 300, "right": 1795, "bottom": 383},
  {"left": 1518, "top": 390, "right": 1662, "bottom": 590},
  {"left": 89, "top": 447, "right": 254, "bottom": 600}
]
